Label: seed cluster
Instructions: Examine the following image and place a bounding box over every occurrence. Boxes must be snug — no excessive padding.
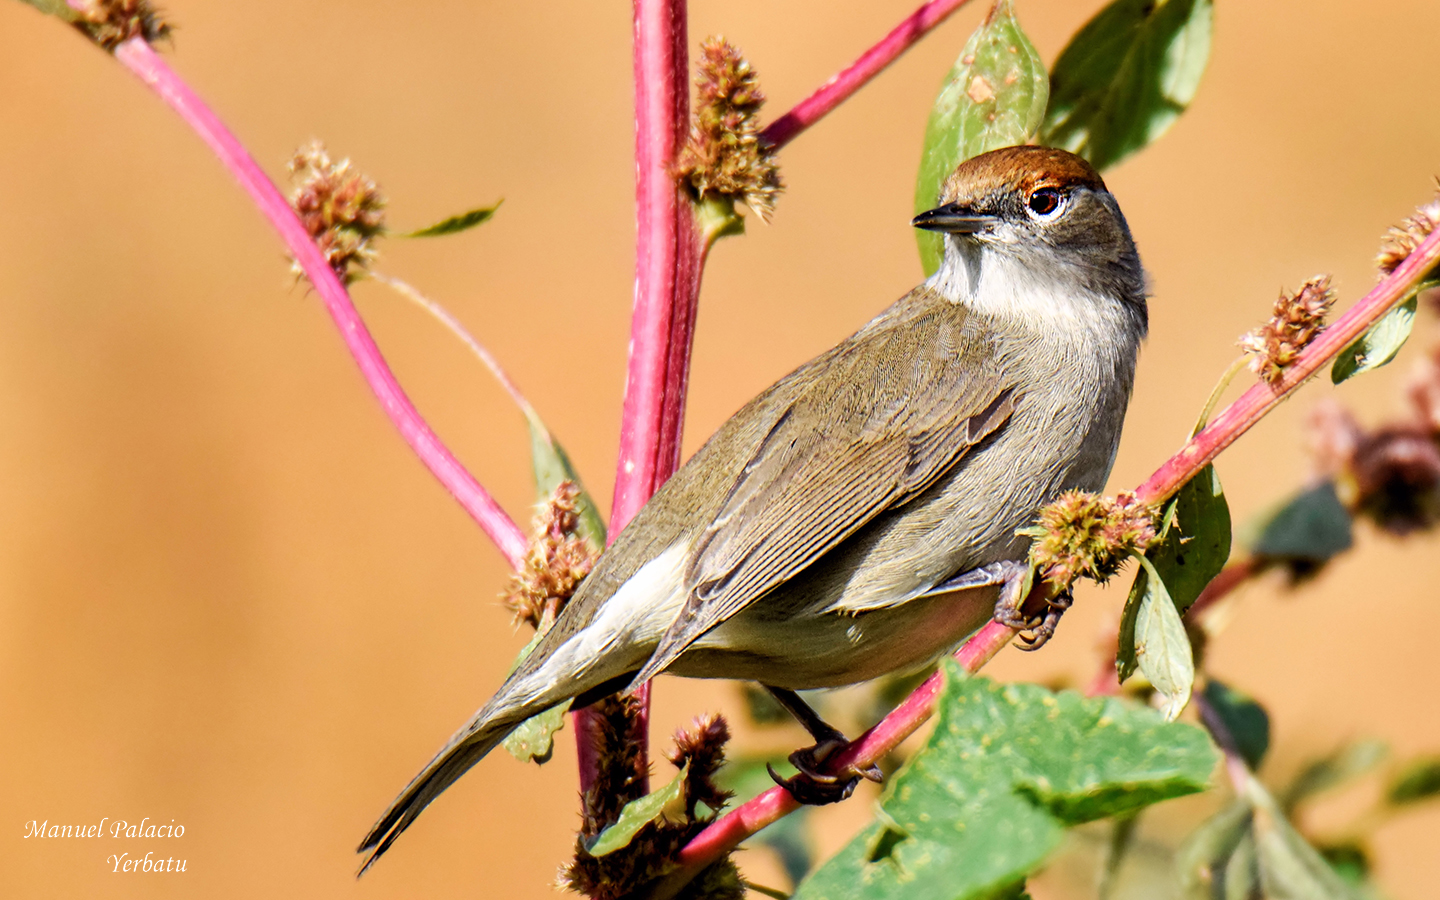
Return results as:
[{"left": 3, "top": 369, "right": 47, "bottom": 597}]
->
[
  {"left": 287, "top": 141, "right": 386, "bottom": 285},
  {"left": 72, "top": 0, "right": 170, "bottom": 50},
  {"left": 1238, "top": 275, "right": 1336, "bottom": 387},
  {"left": 674, "top": 38, "right": 783, "bottom": 222},
  {"left": 1027, "top": 490, "right": 1157, "bottom": 589},
  {"left": 504, "top": 482, "right": 598, "bottom": 629}
]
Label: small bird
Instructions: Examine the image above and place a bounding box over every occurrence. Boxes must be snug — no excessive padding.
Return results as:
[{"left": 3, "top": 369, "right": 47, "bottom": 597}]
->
[{"left": 359, "top": 145, "right": 1148, "bottom": 869}]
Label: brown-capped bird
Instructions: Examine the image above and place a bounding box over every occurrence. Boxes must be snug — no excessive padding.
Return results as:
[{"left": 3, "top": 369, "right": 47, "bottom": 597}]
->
[{"left": 359, "top": 145, "right": 1148, "bottom": 870}]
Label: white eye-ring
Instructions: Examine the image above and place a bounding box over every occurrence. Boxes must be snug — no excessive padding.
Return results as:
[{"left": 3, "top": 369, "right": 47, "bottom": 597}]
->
[{"left": 1025, "top": 187, "right": 1065, "bottom": 220}]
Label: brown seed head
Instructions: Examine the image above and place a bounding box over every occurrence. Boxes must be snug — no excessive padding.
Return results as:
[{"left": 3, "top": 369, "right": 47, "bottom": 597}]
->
[
  {"left": 674, "top": 38, "right": 783, "bottom": 221},
  {"left": 1238, "top": 275, "right": 1336, "bottom": 387},
  {"left": 1350, "top": 425, "right": 1440, "bottom": 534},
  {"left": 504, "top": 482, "right": 597, "bottom": 629},
  {"left": 1028, "top": 490, "right": 1157, "bottom": 588},
  {"left": 665, "top": 714, "right": 734, "bottom": 820},
  {"left": 1377, "top": 188, "right": 1440, "bottom": 276},
  {"left": 72, "top": 0, "right": 170, "bottom": 50},
  {"left": 286, "top": 141, "right": 386, "bottom": 285}
]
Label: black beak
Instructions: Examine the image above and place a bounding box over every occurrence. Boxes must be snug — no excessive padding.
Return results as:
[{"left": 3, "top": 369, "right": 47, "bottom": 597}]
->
[{"left": 912, "top": 203, "right": 994, "bottom": 234}]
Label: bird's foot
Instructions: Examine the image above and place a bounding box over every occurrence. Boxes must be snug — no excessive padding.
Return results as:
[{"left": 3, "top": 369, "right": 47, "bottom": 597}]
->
[
  {"left": 766, "top": 738, "right": 883, "bottom": 805},
  {"left": 992, "top": 571, "right": 1073, "bottom": 651},
  {"left": 760, "top": 685, "right": 882, "bottom": 805}
]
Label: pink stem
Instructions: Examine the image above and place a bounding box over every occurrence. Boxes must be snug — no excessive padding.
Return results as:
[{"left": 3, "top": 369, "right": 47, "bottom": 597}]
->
[
  {"left": 576, "top": 0, "right": 695, "bottom": 800},
  {"left": 111, "top": 38, "right": 529, "bottom": 569},
  {"left": 655, "top": 620, "right": 1014, "bottom": 896},
  {"left": 1135, "top": 227, "right": 1440, "bottom": 507},
  {"left": 761, "top": 0, "right": 978, "bottom": 150}
]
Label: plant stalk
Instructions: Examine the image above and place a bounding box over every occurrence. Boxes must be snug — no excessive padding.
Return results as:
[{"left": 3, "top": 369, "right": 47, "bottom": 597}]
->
[{"left": 109, "top": 37, "right": 529, "bottom": 568}]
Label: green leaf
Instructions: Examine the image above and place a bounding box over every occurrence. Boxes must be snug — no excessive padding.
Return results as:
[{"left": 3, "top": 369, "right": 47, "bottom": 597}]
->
[
  {"left": 1203, "top": 680, "right": 1270, "bottom": 770},
  {"left": 1131, "top": 556, "right": 1194, "bottom": 720},
  {"left": 1332, "top": 295, "right": 1419, "bottom": 384},
  {"left": 1117, "top": 465, "right": 1229, "bottom": 680},
  {"left": 526, "top": 416, "right": 606, "bottom": 549},
  {"left": 1246, "top": 481, "right": 1353, "bottom": 564},
  {"left": 1279, "top": 739, "right": 1389, "bottom": 813},
  {"left": 1247, "top": 778, "right": 1364, "bottom": 900},
  {"left": 1041, "top": 0, "right": 1213, "bottom": 171},
  {"left": 15, "top": 0, "right": 79, "bottom": 20},
  {"left": 587, "top": 760, "right": 690, "bottom": 857},
  {"left": 914, "top": 0, "right": 1048, "bottom": 275},
  {"left": 1385, "top": 756, "right": 1440, "bottom": 807},
  {"left": 792, "top": 665, "right": 1216, "bottom": 900},
  {"left": 500, "top": 630, "right": 568, "bottom": 763},
  {"left": 1175, "top": 798, "right": 1253, "bottom": 900},
  {"left": 398, "top": 200, "right": 503, "bottom": 238}
]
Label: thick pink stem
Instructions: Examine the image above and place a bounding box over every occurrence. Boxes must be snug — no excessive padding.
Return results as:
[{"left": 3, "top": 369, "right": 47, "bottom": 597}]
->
[
  {"left": 576, "top": 0, "right": 696, "bottom": 800},
  {"left": 111, "top": 38, "right": 528, "bottom": 569},
  {"left": 761, "top": 0, "right": 978, "bottom": 150}
]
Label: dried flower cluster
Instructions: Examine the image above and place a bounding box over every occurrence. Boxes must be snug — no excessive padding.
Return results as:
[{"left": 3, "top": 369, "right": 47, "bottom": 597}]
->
[
  {"left": 563, "top": 712, "right": 742, "bottom": 900},
  {"left": 1027, "top": 490, "right": 1157, "bottom": 588},
  {"left": 504, "top": 482, "right": 598, "bottom": 629},
  {"left": 72, "top": 0, "right": 170, "bottom": 50},
  {"left": 287, "top": 141, "right": 386, "bottom": 285},
  {"left": 1308, "top": 347, "right": 1440, "bottom": 534},
  {"left": 1239, "top": 275, "right": 1336, "bottom": 387},
  {"left": 1377, "top": 189, "right": 1440, "bottom": 276},
  {"left": 674, "top": 38, "right": 783, "bottom": 222}
]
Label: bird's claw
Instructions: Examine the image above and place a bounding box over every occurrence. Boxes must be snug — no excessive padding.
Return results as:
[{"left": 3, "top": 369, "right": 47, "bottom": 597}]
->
[
  {"left": 766, "top": 740, "right": 882, "bottom": 806},
  {"left": 994, "top": 585, "right": 1073, "bottom": 651}
]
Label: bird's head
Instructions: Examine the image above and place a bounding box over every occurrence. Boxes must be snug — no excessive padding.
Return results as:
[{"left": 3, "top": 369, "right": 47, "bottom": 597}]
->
[{"left": 913, "top": 146, "right": 1146, "bottom": 322}]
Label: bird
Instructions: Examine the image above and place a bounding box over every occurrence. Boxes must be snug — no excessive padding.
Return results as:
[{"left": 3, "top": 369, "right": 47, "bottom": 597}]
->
[{"left": 358, "top": 144, "right": 1149, "bottom": 870}]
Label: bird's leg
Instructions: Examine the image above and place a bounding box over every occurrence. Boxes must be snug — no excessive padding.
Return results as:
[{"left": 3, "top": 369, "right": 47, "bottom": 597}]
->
[
  {"left": 763, "top": 686, "right": 882, "bottom": 805},
  {"left": 988, "top": 560, "right": 1070, "bottom": 651}
]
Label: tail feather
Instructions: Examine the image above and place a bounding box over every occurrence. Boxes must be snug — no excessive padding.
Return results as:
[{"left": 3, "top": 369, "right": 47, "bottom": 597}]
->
[{"left": 356, "top": 700, "right": 538, "bottom": 874}]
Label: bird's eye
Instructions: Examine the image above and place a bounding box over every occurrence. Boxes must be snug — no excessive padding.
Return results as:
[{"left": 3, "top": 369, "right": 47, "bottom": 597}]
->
[{"left": 1026, "top": 188, "right": 1063, "bottom": 218}]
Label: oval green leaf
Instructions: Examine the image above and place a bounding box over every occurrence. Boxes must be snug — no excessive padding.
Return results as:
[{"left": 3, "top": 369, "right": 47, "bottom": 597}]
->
[
  {"left": 1040, "top": 0, "right": 1214, "bottom": 172},
  {"left": 914, "top": 0, "right": 1048, "bottom": 275},
  {"left": 1385, "top": 756, "right": 1440, "bottom": 807},
  {"left": 1203, "top": 679, "right": 1271, "bottom": 770},
  {"left": 1118, "top": 464, "right": 1229, "bottom": 680},
  {"left": 1132, "top": 556, "right": 1194, "bottom": 720},
  {"left": 1331, "top": 294, "right": 1418, "bottom": 384},
  {"left": 1246, "top": 480, "right": 1353, "bottom": 564}
]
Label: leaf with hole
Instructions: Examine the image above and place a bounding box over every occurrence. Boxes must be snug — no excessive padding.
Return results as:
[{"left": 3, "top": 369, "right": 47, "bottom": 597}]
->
[
  {"left": 792, "top": 665, "right": 1215, "bottom": 900},
  {"left": 1041, "top": 0, "right": 1214, "bottom": 171},
  {"left": 1332, "top": 294, "right": 1418, "bottom": 384},
  {"left": 914, "top": 0, "right": 1048, "bottom": 275}
]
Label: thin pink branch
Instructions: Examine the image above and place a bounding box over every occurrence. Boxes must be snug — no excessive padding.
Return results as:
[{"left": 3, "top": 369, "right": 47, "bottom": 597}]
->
[
  {"left": 111, "top": 38, "right": 529, "bottom": 569},
  {"left": 761, "top": 0, "right": 978, "bottom": 150},
  {"left": 1136, "top": 228, "right": 1440, "bottom": 507}
]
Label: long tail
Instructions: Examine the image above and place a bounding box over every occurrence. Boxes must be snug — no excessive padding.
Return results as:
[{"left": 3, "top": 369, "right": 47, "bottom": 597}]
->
[{"left": 356, "top": 697, "right": 540, "bottom": 874}]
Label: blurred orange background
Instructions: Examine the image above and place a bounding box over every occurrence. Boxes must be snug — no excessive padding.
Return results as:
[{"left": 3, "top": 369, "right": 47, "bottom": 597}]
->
[{"left": 2, "top": 1, "right": 1438, "bottom": 897}]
